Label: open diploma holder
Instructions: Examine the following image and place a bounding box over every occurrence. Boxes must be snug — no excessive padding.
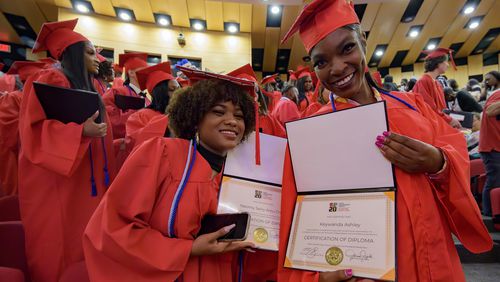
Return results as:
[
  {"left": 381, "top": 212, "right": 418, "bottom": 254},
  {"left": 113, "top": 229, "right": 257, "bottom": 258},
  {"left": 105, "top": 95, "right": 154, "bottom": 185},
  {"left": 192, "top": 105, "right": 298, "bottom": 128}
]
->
[
  {"left": 33, "top": 82, "right": 102, "bottom": 124},
  {"left": 218, "top": 132, "right": 287, "bottom": 250},
  {"left": 284, "top": 101, "right": 396, "bottom": 281}
]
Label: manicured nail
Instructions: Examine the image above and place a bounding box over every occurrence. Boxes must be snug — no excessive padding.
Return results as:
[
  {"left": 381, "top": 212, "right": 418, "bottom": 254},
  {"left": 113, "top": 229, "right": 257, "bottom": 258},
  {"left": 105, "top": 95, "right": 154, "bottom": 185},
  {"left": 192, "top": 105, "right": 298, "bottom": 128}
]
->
[
  {"left": 375, "top": 141, "right": 384, "bottom": 148},
  {"left": 376, "top": 136, "right": 385, "bottom": 142},
  {"left": 224, "top": 224, "right": 236, "bottom": 232},
  {"left": 383, "top": 131, "right": 390, "bottom": 137},
  {"left": 345, "top": 269, "right": 353, "bottom": 277}
]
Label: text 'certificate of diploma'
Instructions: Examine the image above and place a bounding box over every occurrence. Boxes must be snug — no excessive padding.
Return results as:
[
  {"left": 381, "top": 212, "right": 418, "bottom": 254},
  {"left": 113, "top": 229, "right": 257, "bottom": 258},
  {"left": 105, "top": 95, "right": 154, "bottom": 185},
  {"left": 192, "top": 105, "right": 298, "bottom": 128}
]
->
[
  {"left": 218, "top": 132, "right": 287, "bottom": 251},
  {"left": 284, "top": 101, "right": 396, "bottom": 281}
]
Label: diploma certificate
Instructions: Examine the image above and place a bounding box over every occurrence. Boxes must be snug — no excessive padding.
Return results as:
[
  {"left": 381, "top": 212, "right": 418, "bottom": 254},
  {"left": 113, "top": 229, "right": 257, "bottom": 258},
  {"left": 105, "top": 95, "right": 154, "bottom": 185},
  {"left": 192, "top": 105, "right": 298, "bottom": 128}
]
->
[
  {"left": 285, "top": 191, "right": 395, "bottom": 281},
  {"left": 218, "top": 177, "right": 281, "bottom": 250}
]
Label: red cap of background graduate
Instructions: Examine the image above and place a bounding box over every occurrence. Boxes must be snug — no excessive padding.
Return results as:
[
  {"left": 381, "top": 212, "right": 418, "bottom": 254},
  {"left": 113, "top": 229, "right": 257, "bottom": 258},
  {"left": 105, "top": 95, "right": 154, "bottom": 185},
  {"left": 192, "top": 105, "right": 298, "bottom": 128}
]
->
[
  {"left": 136, "top": 62, "right": 175, "bottom": 94},
  {"left": 95, "top": 48, "right": 107, "bottom": 63},
  {"left": 227, "top": 64, "right": 258, "bottom": 83},
  {"left": 288, "top": 70, "right": 297, "bottom": 81},
  {"left": 295, "top": 67, "right": 312, "bottom": 79},
  {"left": 6, "top": 61, "right": 47, "bottom": 81},
  {"left": 113, "top": 63, "right": 122, "bottom": 74},
  {"left": 261, "top": 74, "right": 278, "bottom": 85},
  {"left": 119, "top": 52, "right": 148, "bottom": 74},
  {"left": 176, "top": 76, "right": 189, "bottom": 87},
  {"left": 422, "top": 47, "right": 457, "bottom": 70},
  {"left": 281, "top": 0, "right": 360, "bottom": 54},
  {"left": 32, "top": 19, "right": 89, "bottom": 60}
]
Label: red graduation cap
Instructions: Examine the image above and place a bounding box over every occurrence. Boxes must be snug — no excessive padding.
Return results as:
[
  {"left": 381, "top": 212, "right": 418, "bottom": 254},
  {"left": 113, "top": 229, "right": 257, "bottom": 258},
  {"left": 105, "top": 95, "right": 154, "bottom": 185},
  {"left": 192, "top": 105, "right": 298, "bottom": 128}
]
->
[
  {"left": 281, "top": 0, "right": 360, "bottom": 54},
  {"left": 119, "top": 52, "right": 148, "bottom": 73},
  {"left": 295, "top": 67, "right": 312, "bottom": 79},
  {"left": 175, "top": 76, "right": 189, "bottom": 87},
  {"left": 7, "top": 61, "right": 48, "bottom": 81},
  {"left": 261, "top": 74, "right": 278, "bottom": 85},
  {"left": 179, "top": 65, "right": 262, "bottom": 165},
  {"left": 136, "top": 62, "right": 175, "bottom": 94},
  {"left": 113, "top": 63, "right": 122, "bottom": 74},
  {"left": 32, "top": 19, "right": 88, "bottom": 60},
  {"left": 226, "top": 64, "right": 258, "bottom": 83},
  {"left": 422, "top": 47, "right": 457, "bottom": 70},
  {"left": 288, "top": 70, "right": 297, "bottom": 81},
  {"left": 95, "top": 48, "right": 107, "bottom": 63}
]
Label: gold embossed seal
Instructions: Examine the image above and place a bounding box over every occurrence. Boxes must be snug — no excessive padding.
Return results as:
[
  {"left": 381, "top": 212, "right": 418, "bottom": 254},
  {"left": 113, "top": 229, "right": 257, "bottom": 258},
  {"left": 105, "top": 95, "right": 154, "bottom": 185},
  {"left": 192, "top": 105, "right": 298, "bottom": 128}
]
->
[
  {"left": 325, "top": 247, "right": 343, "bottom": 265},
  {"left": 253, "top": 228, "right": 268, "bottom": 243}
]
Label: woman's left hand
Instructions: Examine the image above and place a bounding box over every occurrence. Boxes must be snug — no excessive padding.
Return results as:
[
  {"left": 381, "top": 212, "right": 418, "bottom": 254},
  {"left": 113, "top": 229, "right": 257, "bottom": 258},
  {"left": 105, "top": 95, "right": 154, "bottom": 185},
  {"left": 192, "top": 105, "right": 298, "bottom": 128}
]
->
[{"left": 375, "top": 131, "right": 444, "bottom": 174}]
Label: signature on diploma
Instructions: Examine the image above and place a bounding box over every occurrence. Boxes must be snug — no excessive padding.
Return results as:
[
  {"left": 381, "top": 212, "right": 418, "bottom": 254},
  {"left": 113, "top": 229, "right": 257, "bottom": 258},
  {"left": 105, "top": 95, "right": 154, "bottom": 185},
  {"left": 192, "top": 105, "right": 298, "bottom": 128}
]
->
[
  {"left": 299, "top": 247, "right": 322, "bottom": 259},
  {"left": 345, "top": 249, "right": 373, "bottom": 262}
]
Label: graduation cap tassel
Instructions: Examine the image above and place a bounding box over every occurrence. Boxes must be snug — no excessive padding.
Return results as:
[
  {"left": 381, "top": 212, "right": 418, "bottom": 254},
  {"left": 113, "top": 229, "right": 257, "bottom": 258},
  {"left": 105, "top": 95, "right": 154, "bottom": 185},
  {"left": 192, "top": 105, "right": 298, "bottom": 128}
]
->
[
  {"left": 88, "top": 145, "right": 98, "bottom": 197},
  {"left": 254, "top": 102, "right": 261, "bottom": 165},
  {"left": 100, "top": 138, "right": 110, "bottom": 187}
]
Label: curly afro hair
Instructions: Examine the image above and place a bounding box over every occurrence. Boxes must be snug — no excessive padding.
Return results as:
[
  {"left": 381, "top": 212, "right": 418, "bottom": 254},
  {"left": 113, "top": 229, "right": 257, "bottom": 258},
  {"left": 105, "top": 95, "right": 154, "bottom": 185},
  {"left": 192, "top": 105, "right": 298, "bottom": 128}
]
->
[{"left": 167, "top": 79, "right": 256, "bottom": 141}]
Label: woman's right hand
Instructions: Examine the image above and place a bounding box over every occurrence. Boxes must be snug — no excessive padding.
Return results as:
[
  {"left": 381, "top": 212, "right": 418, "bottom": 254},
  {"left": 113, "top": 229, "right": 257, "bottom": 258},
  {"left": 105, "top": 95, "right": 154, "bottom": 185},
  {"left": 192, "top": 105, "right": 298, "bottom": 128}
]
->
[
  {"left": 190, "top": 224, "right": 255, "bottom": 256},
  {"left": 83, "top": 111, "right": 107, "bottom": 137}
]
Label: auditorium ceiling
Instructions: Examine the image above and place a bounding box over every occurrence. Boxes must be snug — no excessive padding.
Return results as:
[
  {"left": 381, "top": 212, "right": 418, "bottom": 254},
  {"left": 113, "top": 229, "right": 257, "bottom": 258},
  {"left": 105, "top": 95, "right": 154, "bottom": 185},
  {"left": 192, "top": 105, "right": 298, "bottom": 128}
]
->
[{"left": 0, "top": 0, "right": 499, "bottom": 74}]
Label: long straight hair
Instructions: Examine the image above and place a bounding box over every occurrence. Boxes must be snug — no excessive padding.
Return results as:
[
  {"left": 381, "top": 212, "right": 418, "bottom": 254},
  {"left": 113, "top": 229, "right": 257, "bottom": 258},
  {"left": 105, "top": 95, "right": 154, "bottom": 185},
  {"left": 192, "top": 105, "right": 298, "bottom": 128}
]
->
[
  {"left": 147, "top": 80, "right": 171, "bottom": 113},
  {"left": 60, "top": 41, "right": 96, "bottom": 92},
  {"left": 296, "top": 76, "right": 310, "bottom": 106}
]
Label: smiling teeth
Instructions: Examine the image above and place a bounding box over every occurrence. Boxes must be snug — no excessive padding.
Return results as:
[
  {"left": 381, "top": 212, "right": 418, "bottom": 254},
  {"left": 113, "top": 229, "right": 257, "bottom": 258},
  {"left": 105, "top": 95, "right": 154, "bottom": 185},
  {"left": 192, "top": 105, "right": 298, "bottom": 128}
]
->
[
  {"left": 221, "top": 130, "right": 236, "bottom": 136},
  {"left": 335, "top": 73, "right": 354, "bottom": 87}
]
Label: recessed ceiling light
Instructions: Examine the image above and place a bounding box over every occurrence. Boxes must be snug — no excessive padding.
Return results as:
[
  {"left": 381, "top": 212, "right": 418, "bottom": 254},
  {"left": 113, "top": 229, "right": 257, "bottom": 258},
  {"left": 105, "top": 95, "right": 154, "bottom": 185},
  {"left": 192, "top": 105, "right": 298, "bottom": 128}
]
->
[
  {"left": 409, "top": 30, "right": 419, "bottom": 38},
  {"left": 193, "top": 22, "right": 204, "bottom": 31},
  {"left": 375, "top": 50, "right": 384, "bottom": 57},
  {"left": 468, "top": 21, "right": 480, "bottom": 29},
  {"left": 271, "top": 6, "right": 281, "bottom": 15},
  {"left": 119, "top": 11, "right": 132, "bottom": 21},
  {"left": 158, "top": 17, "right": 169, "bottom": 26},
  {"left": 463, "top": 5, "right": 475, "bottom": 15},
  {"left": 427, "top": 43, "right": 436, "bottom": 50},
  {"left": 227, "top": 24, "right": 238, "bottom": 33},
  {"left": 75, "top": 3, "right": 89, "bottom": 13}
]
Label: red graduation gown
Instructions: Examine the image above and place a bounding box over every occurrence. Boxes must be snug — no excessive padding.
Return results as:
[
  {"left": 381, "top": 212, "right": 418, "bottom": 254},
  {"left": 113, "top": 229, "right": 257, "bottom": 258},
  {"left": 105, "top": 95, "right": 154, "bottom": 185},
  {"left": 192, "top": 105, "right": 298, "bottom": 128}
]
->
[
  {"left": 83, "top": 138, "right": 235, "bottom": 282},
  {"left": 413, "top": 74, "right": 452, "bottom": 123},
  {"left": 263, "top": 90, "right": 282, "bottom": 113},
  {"left": 278, "top": 92, "right": 492, "bottom": 282},
  {"left": 18, "top": 68, "right": 116, "bottom": 282},
  {"left": 259, "top": 114, "right": 286, "bottom": 138},
  {"left": 102, "top": 84, "right": 147, "bottom": 139},
  {"left": 0, "top": 90, "right": 22, "bottom": 195},
  {"left": 301, "top": 102, "right": 322, "bottom": 118},
  {"left": 272, "top": 97, "right": 301, "bottom": 127},
  {"left": 126, "top": 108, "right": 164, "bottom": 149},
  {"left": 93, "top": 78, "right": 107, "bottom": 96}
]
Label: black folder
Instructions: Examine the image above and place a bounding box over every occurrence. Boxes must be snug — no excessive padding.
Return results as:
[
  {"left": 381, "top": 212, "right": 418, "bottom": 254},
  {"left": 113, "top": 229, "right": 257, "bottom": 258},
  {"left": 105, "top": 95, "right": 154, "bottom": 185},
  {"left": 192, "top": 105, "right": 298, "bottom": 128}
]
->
[
  {"left": 114, "top": 94, "right": 145, "bottom": 111},
  {"left": 443, "top": 109, "right": 474, "bottom": 129},
  {"left": 33, "top": 82, "right": 103, "bottom": 124}
]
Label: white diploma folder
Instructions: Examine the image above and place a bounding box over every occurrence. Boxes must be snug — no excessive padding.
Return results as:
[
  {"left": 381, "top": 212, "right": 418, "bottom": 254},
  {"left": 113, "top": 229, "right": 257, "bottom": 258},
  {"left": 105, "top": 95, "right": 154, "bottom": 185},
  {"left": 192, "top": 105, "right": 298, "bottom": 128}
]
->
[{"left": 285, "top": 101, "right": 395, "bottom": 193}]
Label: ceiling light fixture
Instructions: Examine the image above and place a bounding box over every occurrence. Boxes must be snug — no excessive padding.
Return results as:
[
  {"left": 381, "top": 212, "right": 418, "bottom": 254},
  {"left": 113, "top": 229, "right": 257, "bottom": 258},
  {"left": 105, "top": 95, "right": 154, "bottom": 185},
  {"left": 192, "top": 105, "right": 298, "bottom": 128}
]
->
[
  {"left": 409, "top": 30, "right": 419, "bottom": 38},
  {"left": 193, "top": 22, "right": 204, "bottom": 31},
  {"left": 119, "top": 12, "right": 132, "bottom": 21},
  {"left": 158, "top": 17, "right": 169, "bottom": 26},
  {"left": 375, "top": 50, "right": 384, "bottom": 57},
  {"left": 271, "top": 6, "right": 281, "bottom": 15},
  {"left": 227, "top": 25, "right": 238, "bottom": 33},
  {"left": 75, "top": 3, "right": 89, "bottom": 13},
  {"left": 468, "top": 21, "right": 479, "bottom": 29},
  {"left": 463, "top": 5, "right": 475, "bottom": 14},
  {"left": 427, "top": 43, "right": 436, "bottom": 50}
]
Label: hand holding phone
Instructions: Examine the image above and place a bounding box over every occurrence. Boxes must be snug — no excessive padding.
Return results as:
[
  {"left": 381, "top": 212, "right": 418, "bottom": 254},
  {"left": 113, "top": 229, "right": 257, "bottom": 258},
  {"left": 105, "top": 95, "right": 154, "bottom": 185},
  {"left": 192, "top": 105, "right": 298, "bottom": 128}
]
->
[{"left": 191, "top": 224, "right": 255, "bottom": 257}]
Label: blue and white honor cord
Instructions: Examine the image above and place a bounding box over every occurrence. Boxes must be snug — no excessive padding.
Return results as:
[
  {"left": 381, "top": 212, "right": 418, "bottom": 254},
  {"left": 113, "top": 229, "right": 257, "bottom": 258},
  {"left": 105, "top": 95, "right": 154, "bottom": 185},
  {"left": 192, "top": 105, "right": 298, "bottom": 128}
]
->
[{"left": 167, "top": 139, "right": 197, "bottom": 238}]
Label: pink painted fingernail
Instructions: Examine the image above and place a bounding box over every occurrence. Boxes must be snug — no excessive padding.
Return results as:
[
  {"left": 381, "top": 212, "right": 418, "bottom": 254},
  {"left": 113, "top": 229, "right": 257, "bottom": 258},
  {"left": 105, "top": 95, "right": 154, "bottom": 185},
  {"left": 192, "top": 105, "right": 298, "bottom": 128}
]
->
[
  {"left": 376, "top": 136, "right": 385, "bottom": 142},
  {"left": 375, "top": 141, "right": 384, "bottom": 148},
  {"left": 224, "top": 224, "right": 236, "bottom": 233},
  {"left": 383, "top": 131, "right": 390, "bottom": 137},
  {"left": 345, "top": 269, "right": 353, "bottom": 277}
]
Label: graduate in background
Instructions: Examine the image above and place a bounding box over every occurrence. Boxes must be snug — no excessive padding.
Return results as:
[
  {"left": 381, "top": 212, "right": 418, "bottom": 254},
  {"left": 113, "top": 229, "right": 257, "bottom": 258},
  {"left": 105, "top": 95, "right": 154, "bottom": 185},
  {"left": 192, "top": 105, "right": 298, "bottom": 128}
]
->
[
  {"left": 93, "top": 51, "right": 114, "bottom": 96},
  {"left": 102, "top": 52, "right": 149, "bottom": 139},
  {"left": 126, "top": 61, "right": 179, "bottom": 150},
  {"left": 83, "top": 71, "right": 257, "bottom": 282},
  {"left": 227, "top": 64, "right": 286, "bottom": 138},
  {"left": 261, "top": 73, "right": 282, "bottom": 113},
  {"left": 0, "top": 63, "right": 21, "bottom": 94},
  {"left": 279, "top": 1, "right": 492, "bottom": 281},
  {"left": 412, "top": 48, "right": 461, "bottom": 128},
  {"left": 112, "top": 63, "right": 124, "bottom": 88},
  {"left": 0, "top": 61, "right": 48, "bottom": 196},
  {"left": 18, "top": 19, "right": 116, "bottom": 282},
  {"left": 272, "top": 85, "right": 301, "bottom": 127},
  {"left": 296, "top": 68, "right": 315, "bottom": 112}
]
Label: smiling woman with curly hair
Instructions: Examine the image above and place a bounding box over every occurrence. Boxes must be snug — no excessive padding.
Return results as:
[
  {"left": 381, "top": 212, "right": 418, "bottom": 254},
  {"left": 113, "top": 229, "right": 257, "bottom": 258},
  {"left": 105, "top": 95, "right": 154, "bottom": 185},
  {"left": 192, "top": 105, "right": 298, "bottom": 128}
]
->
[{"left": 83, "top": 73, "right": 258, "bottom": 282}]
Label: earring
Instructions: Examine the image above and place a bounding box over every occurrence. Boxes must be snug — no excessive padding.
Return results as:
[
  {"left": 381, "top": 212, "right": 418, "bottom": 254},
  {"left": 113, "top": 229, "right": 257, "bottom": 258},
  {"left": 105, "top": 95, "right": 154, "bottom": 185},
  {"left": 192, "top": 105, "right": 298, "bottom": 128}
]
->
[{"left": 195, "top": 131, "right": 200, "bottom": 144}]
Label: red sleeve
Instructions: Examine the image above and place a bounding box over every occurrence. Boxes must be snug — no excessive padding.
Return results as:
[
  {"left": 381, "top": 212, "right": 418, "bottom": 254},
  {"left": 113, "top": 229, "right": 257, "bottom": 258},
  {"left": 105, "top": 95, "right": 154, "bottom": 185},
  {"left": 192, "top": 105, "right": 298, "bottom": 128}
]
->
[
  {"left": 18, "top": 69, "right": 91, "bottom": 176},
  {"left": 83, "top": 138, "right": 193, "bottom": 280},
  {"left": 413, "top": 94, "right": 492, "bottom": 253}
]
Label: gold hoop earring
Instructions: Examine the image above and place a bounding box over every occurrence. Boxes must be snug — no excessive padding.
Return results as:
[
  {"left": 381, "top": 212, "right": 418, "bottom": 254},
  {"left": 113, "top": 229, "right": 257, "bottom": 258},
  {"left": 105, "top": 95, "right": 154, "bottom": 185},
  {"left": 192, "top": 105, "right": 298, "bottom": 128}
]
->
[{"left": 195, "top": 131, "right": 200, "bottom": 144}]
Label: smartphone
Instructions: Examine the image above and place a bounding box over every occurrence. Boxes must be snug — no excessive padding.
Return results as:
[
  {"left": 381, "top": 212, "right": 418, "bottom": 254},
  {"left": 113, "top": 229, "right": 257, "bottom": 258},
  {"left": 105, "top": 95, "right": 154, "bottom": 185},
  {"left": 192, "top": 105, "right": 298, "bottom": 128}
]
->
[{"left": 197, "top": 212, "right": 251, "bottom": 241}]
